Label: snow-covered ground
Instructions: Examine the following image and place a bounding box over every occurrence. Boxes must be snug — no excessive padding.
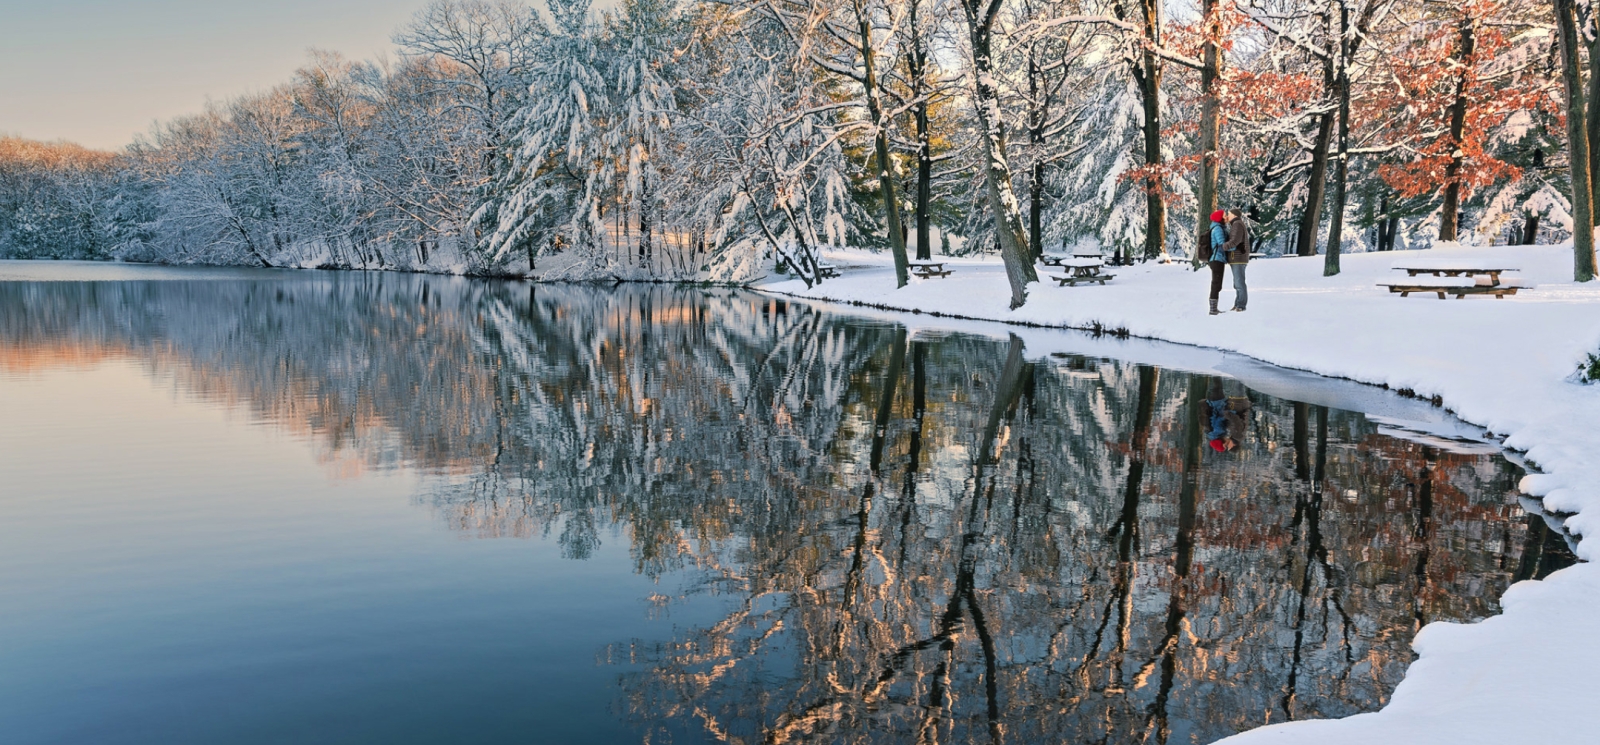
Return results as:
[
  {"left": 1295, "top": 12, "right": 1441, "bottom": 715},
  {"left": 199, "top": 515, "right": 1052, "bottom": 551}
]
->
[{"left": 760, "top": 243, "right": 1600, "bottom": 745}]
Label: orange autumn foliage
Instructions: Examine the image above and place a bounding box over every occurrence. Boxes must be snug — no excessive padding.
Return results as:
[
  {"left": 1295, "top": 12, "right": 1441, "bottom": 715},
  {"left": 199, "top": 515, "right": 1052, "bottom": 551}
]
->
[{"left": 1368, "top": 0, "right": 1557, "bottom": 200}]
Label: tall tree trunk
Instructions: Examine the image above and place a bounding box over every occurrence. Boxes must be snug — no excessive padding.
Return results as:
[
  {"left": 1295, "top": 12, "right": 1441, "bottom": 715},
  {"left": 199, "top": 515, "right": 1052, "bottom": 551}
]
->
[
  {"left": 906, "top": 0, "right": 934, "bottom": 261},
  {"left": 1438, "top": 18, "right": 1475, "bottom": 242},
  {"left": 1555, "top": 0, "right": 1597, "bottom": 281},
  {"left": 1194, "top": 0, "right": 1223, "bottom": 267},
  {"left": 854, "top": 0, "right": 911, "bottom": 287},
  {"left": 1296, "top": 10, "right": 1337, "bottom": 259},
  {"left": 1296, "top": 114, "right": 1334, "bottom": 256},
  {"left": 917, "top": 141, "right": 933, "bottom": 261},
  {"left": 1028, "top": 53, "right": 1047, "bottom": 260},
  {"left": 1324, "top": 0, "right": 1352, "bottom": 276},
  {"left": 1586, "top": 30, "right": 1600, "bottom": 223},
  {"left": 1523, "top": 213, "right": 1540, "bottom": 245},
  {"left": 963, "top": 0, "right": 1039, "bottom": 308},
  {"left": 1134, "top": 0, "right": 1166, "bottom": 259}
]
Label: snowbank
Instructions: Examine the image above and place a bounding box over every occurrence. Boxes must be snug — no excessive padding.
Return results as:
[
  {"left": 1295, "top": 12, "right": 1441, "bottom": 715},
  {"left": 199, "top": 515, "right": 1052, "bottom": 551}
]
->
[{"left": 759, "top": 242, "right": 1600, "bottom": 745}]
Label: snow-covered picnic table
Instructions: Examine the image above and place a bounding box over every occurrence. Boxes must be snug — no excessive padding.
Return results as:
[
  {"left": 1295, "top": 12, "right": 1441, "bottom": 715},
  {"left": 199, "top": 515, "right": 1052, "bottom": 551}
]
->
[
  {"left": 909, "top": 261, "right": 951, "bottom": 278},
  {"left": 816, "top": 263, "right": 842, "bottom": 278},
  {"left": 1049, "top": 257, "right": 1114, "bottom": 286},
  {"left": 1041, "top": 253, "right": 1105, "bottom": 267},
  {"left": 1391, "top": 264, "right": 1520, "bottom": 284},
  {"left": 1380, "top": 264, "right": 1532, "bottom": 299}
]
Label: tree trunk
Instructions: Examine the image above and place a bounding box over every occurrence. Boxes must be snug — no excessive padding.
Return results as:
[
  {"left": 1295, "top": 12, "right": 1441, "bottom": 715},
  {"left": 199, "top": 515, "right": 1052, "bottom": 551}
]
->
[
  {"left": 1523, "top": 213, "right": 1540, "bottom": 245},
  {"left": 639, "top": 168, "right": 653, "bottom": 266},
  {"left": 1555, "top": 0, "right": 1597, "bottom": 281},
  {"left": 1296, "top": 113, "right": 1334, "bottom": 256},
  {"left": 916, "top": 107, "right": 934, "bottom": 261},
  {"left": 1376, "top": 193, "right": 1391, "bottom": 251},
  {"left": 963, "top": 0, "right": 1039, "bottom": 308},
  {"left": 1438, "top": 18, "right": 1475, "bottom": 242},
  {"left": 907, "top": 2, "right": 934, "bottom": 262},
  {"left": 1137, "top": 0, "right": 1166, "bottom": 259},
  {"left": 1028, "top": 54, "right": 1046, "bottom": 261},
  {"left": 1194, "top": 0, "right": 1223, "bottom": 267},
  {"left": 854, "top": 0, "right": 911, "bottom": 287},
  {"left": 1324, "top": 0, "right": 1352, "bottom": 276},
  {"left": 1586, "top": 30, "right": 1600, "bottom": 223}
]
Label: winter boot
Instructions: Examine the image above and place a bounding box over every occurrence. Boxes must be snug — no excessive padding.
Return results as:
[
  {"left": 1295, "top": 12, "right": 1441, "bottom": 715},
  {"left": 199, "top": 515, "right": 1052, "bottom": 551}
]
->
[{"left": 1209, "top": 299, "right": 1220, "bottom": 315}]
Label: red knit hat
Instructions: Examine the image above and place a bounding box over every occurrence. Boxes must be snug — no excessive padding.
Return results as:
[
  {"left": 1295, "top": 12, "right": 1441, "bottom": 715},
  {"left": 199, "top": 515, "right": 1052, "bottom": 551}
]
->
[
  {"left": 1210, "top": 210, "right": 1226, "bottom": 223},
  {"left": 1210, "top": 438, "right": 1228, "bottom": 452}
]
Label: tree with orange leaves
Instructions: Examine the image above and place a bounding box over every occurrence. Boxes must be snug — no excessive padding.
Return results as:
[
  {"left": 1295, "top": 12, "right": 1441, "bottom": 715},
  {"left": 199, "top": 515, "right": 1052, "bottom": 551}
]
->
[{"left": 1368, "top": 0, "right": 1556, "bottom": 243}]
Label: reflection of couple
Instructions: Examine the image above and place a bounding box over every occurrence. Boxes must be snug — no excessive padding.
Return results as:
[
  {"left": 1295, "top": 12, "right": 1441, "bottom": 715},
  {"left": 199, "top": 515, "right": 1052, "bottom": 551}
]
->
[{"left": 1205, "top": 377, "right": 1251, "bottom": 453}]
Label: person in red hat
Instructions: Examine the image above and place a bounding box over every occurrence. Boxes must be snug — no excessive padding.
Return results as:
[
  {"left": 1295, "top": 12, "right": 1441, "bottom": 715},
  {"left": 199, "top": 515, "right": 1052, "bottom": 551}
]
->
[{"left": 1206, "top": 210, "right": 1227, "bottom": 315}]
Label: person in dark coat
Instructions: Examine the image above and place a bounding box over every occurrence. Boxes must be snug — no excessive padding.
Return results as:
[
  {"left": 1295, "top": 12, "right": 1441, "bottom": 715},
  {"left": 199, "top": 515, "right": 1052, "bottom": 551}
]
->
[
  {"left": 1219, "top": 208, "right": 1250, "bottom": 311},
  {"left": 1206, "top": 210, "right": 1227, "bottom": 315}
]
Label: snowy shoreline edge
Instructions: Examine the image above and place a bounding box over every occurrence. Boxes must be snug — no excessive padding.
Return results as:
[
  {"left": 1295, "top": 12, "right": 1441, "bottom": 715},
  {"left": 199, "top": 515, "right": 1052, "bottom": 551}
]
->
[{"left": 756, "top": 243, "right": 1600, "bottom": 745}]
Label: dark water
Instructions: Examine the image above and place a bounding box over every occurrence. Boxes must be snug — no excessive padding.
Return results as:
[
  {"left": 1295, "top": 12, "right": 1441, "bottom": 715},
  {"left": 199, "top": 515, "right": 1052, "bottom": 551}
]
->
[{"left": 0, "top": 268, "right": 1574, "bottom": 745}]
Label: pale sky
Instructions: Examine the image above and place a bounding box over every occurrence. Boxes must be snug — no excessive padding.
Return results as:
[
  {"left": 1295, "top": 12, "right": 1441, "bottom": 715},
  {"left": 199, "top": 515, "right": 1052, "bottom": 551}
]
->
[{"left": 0, "top": 0, "right": 433, "bottom": 151}]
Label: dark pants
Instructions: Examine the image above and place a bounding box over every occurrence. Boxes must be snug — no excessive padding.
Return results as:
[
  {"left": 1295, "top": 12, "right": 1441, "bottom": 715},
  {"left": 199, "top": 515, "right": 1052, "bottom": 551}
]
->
[{"left": 1208, "top": 261, "right": 1225, "bottom": 300}]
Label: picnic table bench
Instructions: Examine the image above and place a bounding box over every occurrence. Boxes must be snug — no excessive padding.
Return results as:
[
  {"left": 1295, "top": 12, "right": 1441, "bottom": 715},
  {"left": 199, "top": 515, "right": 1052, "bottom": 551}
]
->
[
  {"left": 816, "top": 263, "right": 842, "bottom": 279},
  {"left": 1380, "top": 264, "right": 1531, "bottom": 299},
  {"left": 1378, "top": 280, "right": 1531, "bottom": 299},
  {"left": 1049, "top": 258, "right": 1114, "bottom": 287},
  {"left": 910, "top": 261, "right": 952, "bottom": 278}
]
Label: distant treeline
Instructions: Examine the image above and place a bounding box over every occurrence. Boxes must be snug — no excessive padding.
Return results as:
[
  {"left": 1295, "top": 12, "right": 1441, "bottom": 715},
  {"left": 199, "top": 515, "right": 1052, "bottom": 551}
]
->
[{"left": 0, "top": 0, "right": 1578, "bottom": 290}]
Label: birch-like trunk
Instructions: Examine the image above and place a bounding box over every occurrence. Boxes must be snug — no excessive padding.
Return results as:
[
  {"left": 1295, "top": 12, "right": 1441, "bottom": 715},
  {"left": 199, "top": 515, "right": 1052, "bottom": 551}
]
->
[
  {"left": 963, "top": 0, "right": 1038, "bottom": 308},
  {"left": 854, "top": 0, "right": 912, "bottom": 287}
]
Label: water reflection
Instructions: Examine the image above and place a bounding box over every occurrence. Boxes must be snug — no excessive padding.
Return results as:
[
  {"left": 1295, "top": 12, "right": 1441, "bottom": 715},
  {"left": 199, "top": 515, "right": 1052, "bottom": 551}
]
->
[{"left": 0, "top": 275, "right": 1574, "bottom": 745}]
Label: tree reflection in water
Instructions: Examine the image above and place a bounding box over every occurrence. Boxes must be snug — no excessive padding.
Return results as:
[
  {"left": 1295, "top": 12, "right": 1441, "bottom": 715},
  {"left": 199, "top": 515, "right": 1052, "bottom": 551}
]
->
[{"left": 0, "top": 277, "right": 1575, "bottom": 745}]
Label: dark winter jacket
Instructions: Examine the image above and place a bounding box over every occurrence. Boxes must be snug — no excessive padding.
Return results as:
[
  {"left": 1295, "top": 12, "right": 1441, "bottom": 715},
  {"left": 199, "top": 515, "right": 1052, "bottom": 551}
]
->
[{"left": 1221, "top": 216, "right": 1250, "bottom": 264}]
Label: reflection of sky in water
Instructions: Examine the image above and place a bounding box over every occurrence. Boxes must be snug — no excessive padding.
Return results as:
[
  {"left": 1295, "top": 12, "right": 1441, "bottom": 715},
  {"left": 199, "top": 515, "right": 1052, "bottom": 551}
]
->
[{"left": 0, "top": 273, "right": 1575, "bottom": 745}]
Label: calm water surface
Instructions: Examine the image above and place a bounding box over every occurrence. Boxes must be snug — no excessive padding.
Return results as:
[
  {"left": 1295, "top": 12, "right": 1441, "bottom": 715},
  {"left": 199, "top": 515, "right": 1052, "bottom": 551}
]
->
[{"left": 0, "top": 266, "right": 1575, "bottom": 744}]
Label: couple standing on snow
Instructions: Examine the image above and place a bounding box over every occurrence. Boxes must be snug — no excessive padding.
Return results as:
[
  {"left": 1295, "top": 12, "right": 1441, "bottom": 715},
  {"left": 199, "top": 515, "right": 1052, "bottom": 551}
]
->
[{"left": 1205, "top": 209, "right": 1249, "bottom": 315}]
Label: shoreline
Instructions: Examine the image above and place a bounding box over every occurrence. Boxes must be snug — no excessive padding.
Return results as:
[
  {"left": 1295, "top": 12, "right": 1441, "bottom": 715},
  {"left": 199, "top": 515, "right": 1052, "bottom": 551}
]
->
[{"left": 756, "top": 243, "right": 1600, "bottom": 745}]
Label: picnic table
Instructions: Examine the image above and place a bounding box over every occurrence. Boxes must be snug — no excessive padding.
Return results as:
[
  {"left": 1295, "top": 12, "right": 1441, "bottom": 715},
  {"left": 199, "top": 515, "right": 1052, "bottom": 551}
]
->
[
  {"left": 1049, "top": 258, "right": 1114, "bottom": 287},
  {"left": 1379, "top": 264, "right": 1531, "bottom": 299},
  {"left": 816, "top": 263, "right": 842, "bottom": 279},
  {"left": 1391, "top": 265, "right": 1519, "bottom": 285},
  {"left": 910, "top": 261, "right": 952, "bottom": 278},
  {"left": 1042, "top": 253, "right": 1107, "bottom": 267}
]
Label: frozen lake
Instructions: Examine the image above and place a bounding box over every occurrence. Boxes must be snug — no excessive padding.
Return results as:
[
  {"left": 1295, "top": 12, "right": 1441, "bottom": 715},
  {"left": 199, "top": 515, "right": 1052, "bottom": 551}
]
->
[{"left": 0, "top": 263, "right": 1574, "bottom": 744}]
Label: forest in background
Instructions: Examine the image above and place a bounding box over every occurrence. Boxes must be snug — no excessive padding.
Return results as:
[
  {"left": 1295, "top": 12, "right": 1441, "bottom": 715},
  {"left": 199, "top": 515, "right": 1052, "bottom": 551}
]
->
[{"left": 0, "top": 0, "right": 1588, "bottom": 299}]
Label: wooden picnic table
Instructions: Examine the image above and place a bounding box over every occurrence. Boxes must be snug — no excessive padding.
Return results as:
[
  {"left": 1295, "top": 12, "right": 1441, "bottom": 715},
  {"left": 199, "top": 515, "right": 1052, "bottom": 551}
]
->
[
  {"left": 1049, "top": 258, "right": 1114, "bottom": 287},
  {"left": 1391, "top": 266, "right": 1519, "bottom": 285},
  {"left": 909, "top": 261, "right": 952, "bottom": 278},
  {"left": 816, "top": 263, "right": 842, "bottom": 278},
  {"left": 1380, "top": 265, "right": 1531, "bottom": 299}
]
